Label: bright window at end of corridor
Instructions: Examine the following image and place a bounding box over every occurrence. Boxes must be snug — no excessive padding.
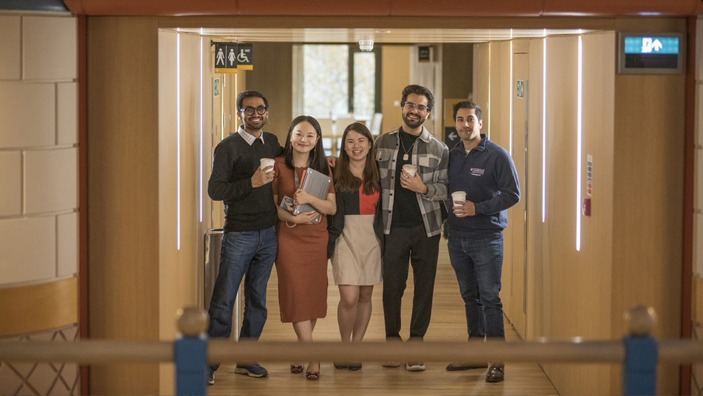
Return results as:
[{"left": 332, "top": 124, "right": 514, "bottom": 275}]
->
[
  {"left": 296, "top": 44, "right": 377, "bottom": 121},
  {"left": 353, "top": 51, "right": 376, "bottom": 120},
  {"left": 303, "top": 45, "right": 349, "bottom": 117}
]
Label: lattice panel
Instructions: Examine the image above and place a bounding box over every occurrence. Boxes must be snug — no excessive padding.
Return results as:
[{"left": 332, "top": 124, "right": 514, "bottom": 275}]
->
[{"left": 0, "top": 325, "right": 80, "bottom": 396}]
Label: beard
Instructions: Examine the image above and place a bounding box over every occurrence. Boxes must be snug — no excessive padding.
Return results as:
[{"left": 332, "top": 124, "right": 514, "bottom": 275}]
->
[
  {"left": 402, "top": 112, "right": 426, "bottom": 129},
  {"left": 244, "top": 116, "right": 267, "bottom": 130}
]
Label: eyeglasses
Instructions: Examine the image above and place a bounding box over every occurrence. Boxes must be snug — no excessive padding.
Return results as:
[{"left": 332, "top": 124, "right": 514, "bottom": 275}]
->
[
  {"left": 242, "top": 105, "right": 268, "bottom": 115},
  {"left": 403, "top": 102, "right": 429, "bottom": 113}
]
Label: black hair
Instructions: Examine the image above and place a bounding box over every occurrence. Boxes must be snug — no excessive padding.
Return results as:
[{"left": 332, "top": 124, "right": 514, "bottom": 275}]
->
[
  {"left": 452, "top": 100, "right": 482, "bottom": 122},
  {"left": 236, "top": 90, "right": 269, "bottom": 111},
  {"left": 282, "top": 115, "right": 329, "bottom": 175},
  {"left": 400, "top": 84, "right": 434, "bottom": 111},
  {"left": 334, "top": 122, "right": 380, "bottom": 195}
]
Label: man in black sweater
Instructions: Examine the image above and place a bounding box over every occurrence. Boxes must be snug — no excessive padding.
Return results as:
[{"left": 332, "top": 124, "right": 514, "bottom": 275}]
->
[{"left": 206, "top": 90, "right": 282, "bottom": 384}]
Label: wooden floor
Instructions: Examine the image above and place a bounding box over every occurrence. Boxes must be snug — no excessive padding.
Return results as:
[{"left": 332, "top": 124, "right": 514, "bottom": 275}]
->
[{"left": 208, "top": 238, "right": 559, "bottom": 395}]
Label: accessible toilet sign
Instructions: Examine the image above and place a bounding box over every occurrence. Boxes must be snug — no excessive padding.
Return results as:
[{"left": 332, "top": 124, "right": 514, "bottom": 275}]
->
[{"left": 214, "top": 43, "right": 254, "bottom": 73}]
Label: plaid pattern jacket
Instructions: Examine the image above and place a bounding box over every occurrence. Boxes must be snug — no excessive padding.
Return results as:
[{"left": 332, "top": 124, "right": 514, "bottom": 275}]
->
[{"left": 374, "top": 127, "right": 449, "bottom": 237}]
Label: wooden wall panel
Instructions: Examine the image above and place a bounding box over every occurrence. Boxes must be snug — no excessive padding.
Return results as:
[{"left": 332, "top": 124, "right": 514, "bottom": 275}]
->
[
  {"left": 695, "top": 275, "right": 703, "bottom": 324},
  {"left": 0, "top": 278, "right": 78, "bottom": 336},
  {"left": 246, "top": 43, "right": 293, "bottom": 140},
  {"left": 612, "top": 73, "right": 684, "bottom": 395},
  {"left": 489, "top": 41, "right": 514, "bottom": 328},
  {"left": 390, "top": 0, "right": 541, "bottom": 17},
  {"left": 472, "top": 43, "right": 490, "bottom": 125},
  {"left": 526, "top": 37, "right": 545, "bottom": 340},
  {"left": 239, "top": 0, "right": 393, "bottom": 16},
  {"left": 486, "top": 42, "right": 508, "bottom": 147},
  {"left": 581, "top": 32, "right": 618, "bottom": 394},
  {"left": 441, "top": 44, "right": 473, "bottom": 101},
  {"left": 579, "top": 32, "right": 616, "bottom": 338},
  {"left": 542, "top": 35, "right": 599, "bottom": 395},
  {"left": 87, "top": 16, "right": 160, "bottom": 395},
  {"left": 543, "top": 0, "right": 697, "bottom": 16},
  {"left": 381, "top": 46, "right": 409, "bottom": 133},
  {"left": 544, "top": 34, "right": 578, "bottom": 341},
  {"left": 65, "top": 0, "right": 700, "bottom": 16},
  {"left": 156, "top": 30, "right": 212, "bottom": 394},
  {"left": 508, "top": 39, "right": 530, "bottom": 336}
]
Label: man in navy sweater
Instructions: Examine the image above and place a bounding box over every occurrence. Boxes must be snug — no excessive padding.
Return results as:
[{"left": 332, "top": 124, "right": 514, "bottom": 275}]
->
[
  {"left": 445, "top": 100, "right": 520, "bottom": 383},
  {"left": 206, "top": 90, "right": 282, "bottom": 384}
]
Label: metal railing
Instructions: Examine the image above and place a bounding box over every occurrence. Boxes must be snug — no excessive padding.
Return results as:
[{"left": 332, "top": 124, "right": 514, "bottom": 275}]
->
[{"left": 2, "top": 305, "right": 702, "bottom": 395}]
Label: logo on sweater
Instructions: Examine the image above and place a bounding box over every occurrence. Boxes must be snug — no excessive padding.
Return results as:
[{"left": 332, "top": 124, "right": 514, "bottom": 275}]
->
[{"left": 470, "top": 168, "right": 485, "bottom": 177}]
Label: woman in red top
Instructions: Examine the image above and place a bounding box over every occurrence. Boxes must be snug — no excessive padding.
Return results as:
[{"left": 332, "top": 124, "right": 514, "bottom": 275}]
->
[{"left": 327, "top": 122, "right": 382, "bottom": 371}]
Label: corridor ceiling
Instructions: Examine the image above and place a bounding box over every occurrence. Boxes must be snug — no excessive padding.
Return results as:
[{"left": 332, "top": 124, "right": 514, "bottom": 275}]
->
[{"left": 172, "top": 27, "right": 592, "bottom": 44}]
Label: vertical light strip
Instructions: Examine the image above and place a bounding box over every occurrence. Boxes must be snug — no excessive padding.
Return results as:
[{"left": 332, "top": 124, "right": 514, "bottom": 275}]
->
[
  {"left": 487, "top": 44, "right": 491, "bottom": 131},
  {"left": 199, "top": 35, "right": 204, "bottom": 223},
  {"left": 576, "top": 35, "right": 583, "bottom": 251},
  {"left": 176, "top": 33, "right": 181, "bottom": 250},
  {"left": 509, "top": 36, "right": 514, "bottom": 155},
  {"left": 542, "top": 33, "right": 547, "bottom": 223},
  {"left": 221, "top": 76, "right": 225, "bottom": 141}
]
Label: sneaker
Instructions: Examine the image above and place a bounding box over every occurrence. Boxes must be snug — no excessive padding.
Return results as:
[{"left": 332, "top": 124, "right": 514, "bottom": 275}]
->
[
  {"left": 382, "top": 361, "right": 401, "bottom": 368},
  {"left": 405, "top": 362, "right": 426, "bottom": 371},
  {"left": 446, "top": 362, "right": 489, "bottom": 371},
  {"left": 206, "top": 369, "right": 215, "bottom": 385},
  {"left": 485, "top": 365, "right": 505, "bottom": 383},
  {"left": 234, "top": 363, "right": 269, "bottom": 378}
]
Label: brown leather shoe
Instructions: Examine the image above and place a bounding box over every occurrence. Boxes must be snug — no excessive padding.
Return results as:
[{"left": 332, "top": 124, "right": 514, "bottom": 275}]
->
[{"left": 486, "top": 365, "right": 505, "bottom": 383}]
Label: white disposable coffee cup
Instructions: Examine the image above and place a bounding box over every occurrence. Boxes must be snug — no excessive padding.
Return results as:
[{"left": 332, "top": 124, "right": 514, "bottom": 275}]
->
[
  {"left": 402, "top": 164, "right": 417, "bottom": 177},
  {"left": 260, "top": 158, "right": 275, "bottom": 173},
  {"left": 452, "top": 191, "right": 467, "bottom": 206}
]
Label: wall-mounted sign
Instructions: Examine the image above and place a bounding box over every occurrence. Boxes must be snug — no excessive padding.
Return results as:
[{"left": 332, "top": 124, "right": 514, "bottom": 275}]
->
[
  {"left": 617, "top": 33, "right": 684, "bottom": 74},
  {"left": 237, "top": 44, "right": 254, "bottom": 70},
  {"left": 418, "top": 46, "right": 431, "bottom": 63},
  {"left": 587, "top": 154, "right": 592, "bottom": 197},
  {"left": 214, "top": 42, "right": 255, "bottom": 73},
  {"left": 516, "top": 80, "right": 525, "bottom": 98}
]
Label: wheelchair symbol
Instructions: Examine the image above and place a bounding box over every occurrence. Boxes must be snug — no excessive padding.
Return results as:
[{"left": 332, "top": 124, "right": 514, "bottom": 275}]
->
[{"left": 237, "top": 49, "right": 250, "bottom": 63}]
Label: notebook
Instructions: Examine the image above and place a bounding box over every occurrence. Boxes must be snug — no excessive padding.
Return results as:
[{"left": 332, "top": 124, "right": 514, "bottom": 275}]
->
[{"left": 292, "top": 168, "right": 332, "bottom": 216}]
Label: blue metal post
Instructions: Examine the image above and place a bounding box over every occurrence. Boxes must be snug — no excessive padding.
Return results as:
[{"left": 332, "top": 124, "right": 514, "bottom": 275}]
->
[
  {"left": 623, "top": 335, "right": 658, "bottom": 396},
  {"left": 175, "top": 335, "right": 207, "bottom": 395}
]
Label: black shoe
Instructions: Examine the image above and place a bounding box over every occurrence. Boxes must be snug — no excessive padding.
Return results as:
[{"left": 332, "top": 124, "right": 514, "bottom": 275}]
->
[
  {"left": 347, "top": 362, "right": 362, "bottom": 371},
  {"left": 486, "top": 365, "right": 505, "bottom": 383},
  {"left": 446, "top": 362, "right": 489, "bottom": 371}
]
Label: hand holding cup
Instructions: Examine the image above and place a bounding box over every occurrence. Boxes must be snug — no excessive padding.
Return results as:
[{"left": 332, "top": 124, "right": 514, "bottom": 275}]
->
[
  {"left": 452, "top": 191, "right": 467, "bottom": 217},
  {"left": 253, "top": 158, "right": 275, "bottom": 187},
  {"left": 402, "top": 164, "right": 417, "bottom": 177},
  {"left": 260, "top": 158, "right": 275, "bottom": 173}
]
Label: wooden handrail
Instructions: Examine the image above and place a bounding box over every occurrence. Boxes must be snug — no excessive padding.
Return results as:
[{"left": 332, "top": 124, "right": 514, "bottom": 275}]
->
[
  {"left": 1, "top": 338, "right": 702, "bottom": 365},
  {"left": 2, "top": 306, "right": 702, "bottom": 395}
]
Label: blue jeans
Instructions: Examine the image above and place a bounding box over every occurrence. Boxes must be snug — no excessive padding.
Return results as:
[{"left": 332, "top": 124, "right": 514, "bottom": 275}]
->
[
  {"left": 207, "top": 227, "right": 277, "bottom": 368},
  {"left": 447, "top": 234, "right": 505, "bottom": 340}
]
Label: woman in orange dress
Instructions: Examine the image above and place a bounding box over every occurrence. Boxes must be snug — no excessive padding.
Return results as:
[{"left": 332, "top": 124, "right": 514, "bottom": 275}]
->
[{"left": 272, "top": 115, "right": 336, "bottom": 380}]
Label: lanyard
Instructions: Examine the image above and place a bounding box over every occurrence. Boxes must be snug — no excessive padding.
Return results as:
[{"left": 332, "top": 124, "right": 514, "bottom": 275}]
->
[{"left": 294, "top": 167, "right": 304, "bottom": 189}]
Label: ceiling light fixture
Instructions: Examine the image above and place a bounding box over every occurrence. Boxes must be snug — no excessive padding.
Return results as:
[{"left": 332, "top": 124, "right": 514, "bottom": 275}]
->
[{"left": 358, "top": 39, "right": 374, "bottom": 52}]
